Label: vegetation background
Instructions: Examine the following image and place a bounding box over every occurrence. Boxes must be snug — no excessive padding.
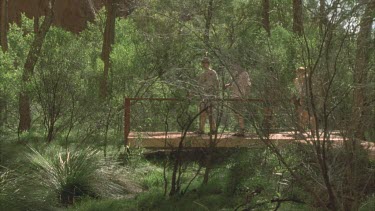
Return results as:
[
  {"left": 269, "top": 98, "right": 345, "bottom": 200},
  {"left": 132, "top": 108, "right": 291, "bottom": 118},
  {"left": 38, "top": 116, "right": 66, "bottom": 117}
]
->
[{"left": 0, "top": 0, "right": 374, "bottom": 210}]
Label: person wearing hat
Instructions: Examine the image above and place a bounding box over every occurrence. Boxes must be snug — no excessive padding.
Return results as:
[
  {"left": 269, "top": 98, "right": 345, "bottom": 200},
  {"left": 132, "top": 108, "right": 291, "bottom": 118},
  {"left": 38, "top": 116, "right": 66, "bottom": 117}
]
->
[
  {"left": 225, "top": 65, "right": 251, "bottom": 136},
  {"left": 293, "top": 67, "right": 316, "bottom": 135},
  {"left": 294, "top": 67, "right": 308, "bottom": 107},
  {"left": 196, "top": 57, "right": 219, "bottom": 134}
]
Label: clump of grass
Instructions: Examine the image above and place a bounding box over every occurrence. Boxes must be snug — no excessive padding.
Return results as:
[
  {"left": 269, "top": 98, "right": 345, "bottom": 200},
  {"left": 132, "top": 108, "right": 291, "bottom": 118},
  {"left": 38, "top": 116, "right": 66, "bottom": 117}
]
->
[
  {"left": 1, "top": 166, "right": 53, "bottom": 211},
  {"left": 27, "top": 146, "right": 101, "bottom": 206},
  {"left": 0, "top": 168, "right": 16, "bottom": 208}
]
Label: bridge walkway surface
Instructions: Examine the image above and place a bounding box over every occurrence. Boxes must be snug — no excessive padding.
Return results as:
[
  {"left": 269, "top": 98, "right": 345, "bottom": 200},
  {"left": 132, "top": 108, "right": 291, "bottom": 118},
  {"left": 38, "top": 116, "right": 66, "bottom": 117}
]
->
[
  {"left": 127, "top": 131, "right": 375, "bottom": 160},
  {"left": 123, "top": 98, "right": 375, "bottom": 160}
]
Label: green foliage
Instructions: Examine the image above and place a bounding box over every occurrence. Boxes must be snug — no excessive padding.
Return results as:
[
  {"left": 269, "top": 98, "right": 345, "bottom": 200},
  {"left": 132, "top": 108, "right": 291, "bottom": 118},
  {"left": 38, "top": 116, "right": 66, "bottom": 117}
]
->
[
  {"left": 224, "top": 148, "right": 273, "bottom": 194},
  {"left": 7, "top": 14, "right": 34, "bottom": 63},
  {"left": 0, "top": 51, "right": 17, "bottom": 91},
  {"left": 141, "top": 168, "right": 164, "bottom": 190},
  {"left": 0, "top": 0, "right": 374, "bottom": 210},
  {"left": 33, "top": 26, "right": 95, "bottom": 141}
]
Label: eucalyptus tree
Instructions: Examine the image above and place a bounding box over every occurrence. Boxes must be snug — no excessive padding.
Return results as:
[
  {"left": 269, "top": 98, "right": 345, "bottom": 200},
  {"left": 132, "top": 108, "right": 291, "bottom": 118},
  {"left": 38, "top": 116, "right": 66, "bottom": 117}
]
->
[
  {"left": 0, "top": 0, "right": 8, "bottom": 129},
  {"left": 18, "top": 0, "right": 55, "bottom": 132},
  {"left": 100, "top": 0, "right": 118, "bottom": 99},
  {"left": 0, "top": 0, "right": 8, "bottom": 52},
  {"left": 262, "top": 0, "right": 271, "bottom": 36},
  {"left": 293, "top": 0, "right": 304, "bottom": 36},
  {"left": 352, "top": 0, "right": 375, "bottom": 140}
]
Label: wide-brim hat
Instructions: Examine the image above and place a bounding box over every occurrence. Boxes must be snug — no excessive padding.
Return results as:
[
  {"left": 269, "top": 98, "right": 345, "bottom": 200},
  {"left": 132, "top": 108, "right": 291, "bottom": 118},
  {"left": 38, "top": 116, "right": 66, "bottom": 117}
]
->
[{"left": 296, "top": 66, "right": 306, "bottom": 73}]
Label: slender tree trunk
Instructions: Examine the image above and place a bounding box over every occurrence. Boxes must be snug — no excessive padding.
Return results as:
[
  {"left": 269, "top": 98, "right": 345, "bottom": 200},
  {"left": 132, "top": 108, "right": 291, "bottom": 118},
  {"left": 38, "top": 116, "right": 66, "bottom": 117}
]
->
[
  {"left": 47, "top": 120, "right": 55, "bottom": 143},
  {"left": 34, "top": 17, "right": 39, "bottom": 34},
  {"left": 352, "top": 0, "right": 375, "bottom": 140},
  {"left": 203, "top": 0, "right": 214, "bottom": 49},
  {"left": 18, "top": 0, "right": 55, "bottom": 132},
  {"left": 0, "top": 0, "right": 8, "bottom": 129},
  {"left": 292, "top": 0, "right": 303, "bottom": 36},
  {"left": 100, "top": 0, "right": 117, "bottom": 99},
  {"left": 202, "top": 148, "right": 212, "bottom": 184},
  {"left": 319, "top": 0, "right": 326, "bottom": 31},
  {"left": 201, "top": 0, "right": 215, "bottom": 184},
  {"left": 262, "top": 0, "right": 271, "bottom": 36},
  {"left": 0, "top": 0, "right": 8, "bottom": 52}
]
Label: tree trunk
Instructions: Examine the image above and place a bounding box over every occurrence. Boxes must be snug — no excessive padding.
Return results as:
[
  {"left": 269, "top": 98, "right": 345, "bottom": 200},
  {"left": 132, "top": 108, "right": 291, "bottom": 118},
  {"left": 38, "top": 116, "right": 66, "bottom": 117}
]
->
[
  {"left": 100, "top": 0, "right": 117, "bottom": 99},
  {"left": 343, "top": 1, "right": 375, "bottom": 210},
  {"left": 202, "top": 150, "right": 212, "bottom": 184},
  {"left": 319, "top": 0, "right": 326, "bottom": 31},
  {"left": 0, "top": 0, "right": 8, "bottom": 129},
  {"left": 292, "top": 0, "right": 303, "bottom": 36},
  {"left": 0, "top": 0, "right": 8, "bottom": 52},
  {"left": 18, "top": 0, "right": 55, "bottom": 132},
  {"left": 46, "top": 120, "right": 55, "bottom": 143},
  {"left": 262, "top": 0, "right": 271, "bottom": 36},
  {"left": 203, "top": 0, "right": 214, "bottom": 50},
  {"left": 352, "top": 0, "right": 375, "bottom": 140},
  {"left": 34, "top": 17, "right": 39, "bottom": 34}
]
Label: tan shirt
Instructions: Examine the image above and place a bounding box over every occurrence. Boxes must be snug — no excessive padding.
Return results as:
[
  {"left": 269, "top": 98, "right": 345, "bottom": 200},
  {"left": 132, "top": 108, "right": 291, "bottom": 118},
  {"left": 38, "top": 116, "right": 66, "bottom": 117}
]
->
[
  {"left": 230, "top": 71, "right": 251, "bottom": 98},
  {"left": 198, "top": 68, "right": 219, "bottom": 97},
  {"left": 294, "top": 74, "right": 307, "bottom": 99}
]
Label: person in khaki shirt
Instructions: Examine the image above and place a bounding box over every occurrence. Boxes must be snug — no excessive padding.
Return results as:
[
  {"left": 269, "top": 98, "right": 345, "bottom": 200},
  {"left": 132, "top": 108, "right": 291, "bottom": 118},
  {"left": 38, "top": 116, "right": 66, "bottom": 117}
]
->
[
  {"left": 294, "top": 67, "right": 308, "bottom": 107},
  {"left": 225, "top": 65, "right": 251, "bottom": 136},
  {"left": 293, "top": 67, "right": 316, "bottom": 135},
  {"left": 196, "top": 57, "right": 219, "bottom": 134}
]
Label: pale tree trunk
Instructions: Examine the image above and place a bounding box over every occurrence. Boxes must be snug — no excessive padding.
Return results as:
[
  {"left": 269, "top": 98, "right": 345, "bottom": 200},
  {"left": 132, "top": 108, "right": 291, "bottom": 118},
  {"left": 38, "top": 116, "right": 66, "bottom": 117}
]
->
[
  {"left": 352, "top": 0, "right": 375, "bottom": 140},
  {"left": 292, "top": 0, "right": 303, "bottom": 36},
  {"left": 100, "top": 0, "right": 117, "bottom": 99},
  {"left": 262, "top": 0, "right": 271, "bottom": 36},
  {"left": 0, "top": 0, "right": 8, "bottom": 52},
  {"left": 18, "top": 0, "right": 55, "bottom": 132}
]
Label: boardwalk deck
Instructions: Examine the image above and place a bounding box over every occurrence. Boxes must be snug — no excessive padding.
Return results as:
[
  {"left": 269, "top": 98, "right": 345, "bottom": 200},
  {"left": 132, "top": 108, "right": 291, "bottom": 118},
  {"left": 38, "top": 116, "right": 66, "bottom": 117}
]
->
[{"left": 127, "top": 131, "right": 375, "bottom": 159}]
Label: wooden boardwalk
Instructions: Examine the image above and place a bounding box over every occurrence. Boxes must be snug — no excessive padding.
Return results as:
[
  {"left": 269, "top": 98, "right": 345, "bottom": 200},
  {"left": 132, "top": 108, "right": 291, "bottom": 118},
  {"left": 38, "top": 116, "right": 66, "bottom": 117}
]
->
[
  {"left": 127, "top": 131, "right": 375, "bottom": 159},
  {"left": 128, "top": 132, "right": 272, "bottom": 148},
  {"left": 123, "top": 98, "right": 375, "bottom": 159}
]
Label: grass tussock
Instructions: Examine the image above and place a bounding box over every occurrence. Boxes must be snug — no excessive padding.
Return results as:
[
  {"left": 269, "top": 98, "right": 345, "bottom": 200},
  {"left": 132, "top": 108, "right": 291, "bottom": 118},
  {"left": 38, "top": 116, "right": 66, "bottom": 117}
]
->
[{"left": 27, "top": 146, "right": 101, "bottom": 205}]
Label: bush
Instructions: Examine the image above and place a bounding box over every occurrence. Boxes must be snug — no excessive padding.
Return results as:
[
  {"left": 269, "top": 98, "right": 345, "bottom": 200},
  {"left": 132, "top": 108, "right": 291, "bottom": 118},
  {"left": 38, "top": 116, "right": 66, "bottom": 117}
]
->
[
  {"left": 27, "top": 146, "right": 101, "bottom": 206},
  {"left": 141, "top": 168, "right": 164, "bottom": 190}
]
